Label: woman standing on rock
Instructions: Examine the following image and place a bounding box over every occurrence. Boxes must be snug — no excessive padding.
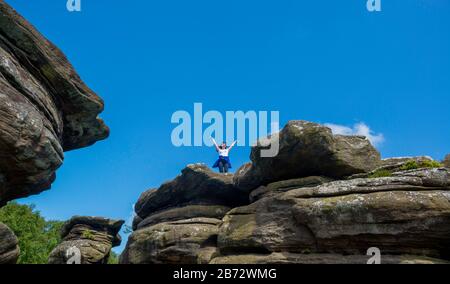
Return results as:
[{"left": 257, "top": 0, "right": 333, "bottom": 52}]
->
[{"left": 211, "top": 137, "right": 237, "bottom": 173}]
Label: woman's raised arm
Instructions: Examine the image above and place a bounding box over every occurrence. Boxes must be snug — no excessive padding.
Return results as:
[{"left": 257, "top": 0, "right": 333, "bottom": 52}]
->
[{"left": 210, "top": 137, "right": 220, "bottom": 152}]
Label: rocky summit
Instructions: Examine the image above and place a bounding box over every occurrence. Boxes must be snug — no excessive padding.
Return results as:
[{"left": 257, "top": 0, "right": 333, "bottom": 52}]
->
[
  {"left": 0, "top": 222, "right": 19, "bottom": 264},
  {"left": 0, "top": 1, "right": 108, "bottom": 206},
  {"left": 48, "top": 216, "right": 124, "bottom": 264},
  {"left": 233, "top": 121, "right": 381, "bottom": 192},
  {"left": 121, "top": 121, "right": 450, "bottom": 264}
]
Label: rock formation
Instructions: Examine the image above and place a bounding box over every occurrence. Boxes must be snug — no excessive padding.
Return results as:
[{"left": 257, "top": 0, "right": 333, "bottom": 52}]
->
[
  {"left": 120, "top": 164, "right": 248, "bottom": 264},
  {"left": 209, "top": 253, "right": 448, "bottom": 264},
  {"left": 349, "top": 156, "right": 439, "bottom": 179},
  {"left": 0, "top": 1, "right": 109, "bottom": 206},
  {"left": 234, "top": 121, "right": 381, "bottom": 192},
  {"left": 444, "top": 154, "right": 450, "bottom": 168},
  {"left": 134, "top": 164, "right": 248, "bottom": 219},
  {"left": 217, "top": 168, "right": 450, "bottom": 262},
  {"left": 0, "top": 222, "right": 19, "bottom": 264},
  {"left": 121, "top": 121, "right": 450, "bottom": 264},
  {"left": 48, "top": 216, "right": 124, "bottom": 264}
]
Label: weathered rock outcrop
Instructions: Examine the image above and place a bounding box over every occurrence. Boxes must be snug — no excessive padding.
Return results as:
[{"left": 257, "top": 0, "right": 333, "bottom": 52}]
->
[
  {"left": 0, "top": 1, "right": 109, "bottom": 206},
  {"left": 134, "top": 164, "right": 248, "bottom": 219},
  {"left": 121, "top": 164, "right": 248, "bottom": 264},
  {"left": 234, "top": 121, "right": 381, "bottom": 192},
  {"left": 48, "top": 216, "right": 123, "bottom": 264},
  {"left": 121, "top": 121, "right": 450, "bottom": 264},
  {"left": 349, "top": 156, "right": 438, "bottom": 179},
  {"left": 217, "top": 168, "right": 450, "bottom": 261},
  {"left": 122, "top": 217, "right": 221, "bottom": 264},
  {"left": 0, "top": 222, "right": 19, "bottom": 264},
  {"left": 379, "top": 156, "right": 434, "bottom": 170}
]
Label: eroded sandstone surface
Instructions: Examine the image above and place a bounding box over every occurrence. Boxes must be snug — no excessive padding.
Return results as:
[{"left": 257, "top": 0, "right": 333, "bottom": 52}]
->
[
  {"left": 121, "top": 121, "right": 450, "bottom": 264},
  {"left": 48, "top": 216, "right": 124, "bottom": 264},
  {"left": 0, "top": 1, "right": 109, "bottom": 206}
]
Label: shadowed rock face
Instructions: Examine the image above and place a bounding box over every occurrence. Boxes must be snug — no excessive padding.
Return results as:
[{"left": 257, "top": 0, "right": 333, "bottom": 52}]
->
[
  {"left": 48, "top": 216, "right": 124, "bottom": 264},
  {"left": 0, "top": 2, "right": 109, "bottom": 205},
  {"left": 233, "top": 121, "right": 381, "bottom": 192},
  {"left": 0, "top": 222, "right": 19, "bottom": 264},
  {"left": 134, "top": 164, "right": 248, "bottom": 219}
]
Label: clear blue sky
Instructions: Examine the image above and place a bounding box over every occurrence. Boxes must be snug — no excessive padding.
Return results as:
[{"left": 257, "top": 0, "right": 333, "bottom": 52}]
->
[{"left": 6, "top": 0, "right": 450, "bottom": 252}]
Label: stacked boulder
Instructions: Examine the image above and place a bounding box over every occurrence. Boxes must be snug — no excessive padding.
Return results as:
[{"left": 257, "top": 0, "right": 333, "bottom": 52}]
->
[
  {"left": 234, "top": 121, "right": 381, "bottom": 192},
  {"left": 122, "top": 121, "right": 450, "bottom": 264},
  {"left": 48, "top": 216, "right": 124, "bottom": 264},
  {"left": 215, "top": 167, "right": 450, "bottom": 264},
  {"left": 215, "top": 122, "right": 450, "bottom": 263},
  {"left": 120, "top": 164, "right": 248, "bottom": 264},
  {"left": 0, "top": 223, "right": 19, "bottom": 264},
  {"left": 444, "top": 154, "right": 450, "bottom": 168}
]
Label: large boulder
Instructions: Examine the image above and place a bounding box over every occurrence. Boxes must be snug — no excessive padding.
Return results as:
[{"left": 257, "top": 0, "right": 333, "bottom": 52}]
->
[
  {"left": 218, "top": 168, "right": 450, "bottom": 261},
  {"left": 234, "top": 121, "right": 381, "bottom": 192},
  {"left": 120, "top": 218, "right": 220, "bottom": 264},
  {"left": 48, "top": 216, "right": 124, "bottom": 264},
  {"left": 0, "top": 222, "right": 19, "bottom": 264},
  {"left": 134, "top": 164, "right": 248, "bottom": 219},
  {"left": 379, "top": 156, "right": 435, "bottom": 170},
  {"left": 121, "top": 164, "right": 249, "bottom": 264},
  {"left": 0, "top": 2, "right": 108, "bottom": 206}
]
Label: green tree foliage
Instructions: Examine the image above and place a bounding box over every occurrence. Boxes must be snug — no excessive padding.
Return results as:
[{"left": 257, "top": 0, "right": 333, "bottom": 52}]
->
[
  {"left": 0, "top": 202, "right": 64, "bottom": 264},
  {"left": 108, "top": 251, "right": 120, "bottom": 264}
]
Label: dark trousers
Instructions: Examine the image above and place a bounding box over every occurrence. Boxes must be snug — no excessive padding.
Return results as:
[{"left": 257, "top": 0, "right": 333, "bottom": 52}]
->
[{"left": 218, "top": 160, "right": 229, "bottom": 173}]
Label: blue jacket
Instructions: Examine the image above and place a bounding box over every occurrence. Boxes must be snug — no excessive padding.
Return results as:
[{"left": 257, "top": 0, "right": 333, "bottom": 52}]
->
[{"left": 213, "top": 156, "right": 232, "bottom": 169}]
